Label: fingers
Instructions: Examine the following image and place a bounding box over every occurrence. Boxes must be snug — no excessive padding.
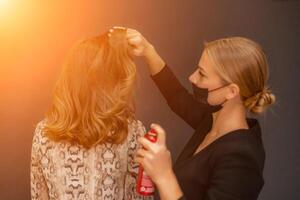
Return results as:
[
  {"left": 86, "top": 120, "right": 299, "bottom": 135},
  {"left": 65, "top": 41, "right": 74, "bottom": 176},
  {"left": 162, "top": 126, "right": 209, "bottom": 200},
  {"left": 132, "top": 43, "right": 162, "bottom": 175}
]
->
[
  {"left": 108, "top": 27, "right": 141, "bottom": 40},
  {"left": 126, "top": 28, "right": 139, "bottom": 35},
  {"left": 108, "top": 26, "right": 145, "bottom": 57},
  {"left": 134, "top": 149, "right": 148, "bottom": 162},
  {"left": 138, "top": 137, "right": 155, "bottom": 152},
  {"left": 112, "top": 26, "right": 126, "bottom": 30},
  {"left": 109, "top": 26, "right": 127, "bottom": 33},
  {"left": 134, "top": 156, "right": 152, "bottom": 172},
  {"left": 134, "top": 156, "right": 144, "bottom": 166},
  {"left": 136, "top": 148, "right": 148, "bottom": 158},
  {"left": 126, "top": 29, "right": 143, "bottom": 44},
  {"left": 150, "top": 123, "right": 166, "bottom": 145},
  {"left": 137, "top": 123, "right": 167, "bottom": 149},
  {"left": 108, "top": 26, "right": 129, "bottom": 38},
  {"left": 128, "top": 37, "right": 142, "bottom": 46},
  {"left": 131, "top": 48, "right": 143, "bottom": 56},
  {"left": 108, "top": 26, "right": 137, "bottom": 36},
  {"left": 109, "top": 27, "right": 142, "bottom": 48},
  {"left": 126, "top": 31, "right": 141, "bottom": 38},
  {"left": 135, "top": 148, "right": 154, "bottom": 162}
]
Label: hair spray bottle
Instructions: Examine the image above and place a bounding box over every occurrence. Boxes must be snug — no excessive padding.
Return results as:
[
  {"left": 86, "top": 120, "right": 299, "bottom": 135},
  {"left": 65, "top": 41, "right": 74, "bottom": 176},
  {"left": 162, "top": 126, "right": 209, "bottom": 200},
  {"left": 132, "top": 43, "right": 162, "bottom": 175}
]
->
[{"left": 136, "top": 128, "right": 157, "bottom": 196}]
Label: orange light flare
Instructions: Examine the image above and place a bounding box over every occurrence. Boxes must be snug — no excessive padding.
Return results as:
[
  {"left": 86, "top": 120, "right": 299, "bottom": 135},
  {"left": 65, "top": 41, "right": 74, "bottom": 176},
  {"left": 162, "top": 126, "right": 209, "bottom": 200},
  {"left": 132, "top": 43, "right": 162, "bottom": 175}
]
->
[
  {"left": 0, "top": 0, "right": 31, "bottom": 31},
  {"left": 0, "top": 0, "right": 45, "bottom": 64},
  {"left": 0, "top": 0, "right": 15, "bottom": 20},
  {"left": 0, "top": 0, "right": 10, "bottom": 9}
]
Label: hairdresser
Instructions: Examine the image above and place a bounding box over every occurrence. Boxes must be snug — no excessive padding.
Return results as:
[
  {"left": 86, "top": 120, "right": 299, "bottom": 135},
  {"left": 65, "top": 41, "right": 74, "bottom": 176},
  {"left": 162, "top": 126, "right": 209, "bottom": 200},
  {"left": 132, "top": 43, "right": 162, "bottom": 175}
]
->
[{"left": 110, "top": 27, "right": 275, "bottom": 200}]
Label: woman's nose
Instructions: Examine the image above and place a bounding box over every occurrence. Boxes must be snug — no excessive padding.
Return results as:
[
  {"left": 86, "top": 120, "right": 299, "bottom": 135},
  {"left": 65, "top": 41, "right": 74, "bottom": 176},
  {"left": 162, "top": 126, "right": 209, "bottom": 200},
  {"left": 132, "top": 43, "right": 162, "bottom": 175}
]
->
[{"left": 189, "top": 71, "right": 197, "bottom": 84}]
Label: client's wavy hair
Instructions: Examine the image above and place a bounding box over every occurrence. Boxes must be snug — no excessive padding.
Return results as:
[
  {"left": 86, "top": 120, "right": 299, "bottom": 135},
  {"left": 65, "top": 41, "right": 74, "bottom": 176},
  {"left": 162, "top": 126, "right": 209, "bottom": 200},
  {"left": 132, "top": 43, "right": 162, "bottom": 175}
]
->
[{"left": 43, "top": 29, "right": 136, "bottom": 148}]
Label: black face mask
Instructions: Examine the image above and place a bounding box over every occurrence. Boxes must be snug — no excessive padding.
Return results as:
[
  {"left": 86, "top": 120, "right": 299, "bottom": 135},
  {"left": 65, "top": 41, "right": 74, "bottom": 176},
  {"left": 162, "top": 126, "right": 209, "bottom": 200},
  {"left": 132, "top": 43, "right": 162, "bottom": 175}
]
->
[{"left": 192, "top": 83, "right": 228, "bottom": 113}]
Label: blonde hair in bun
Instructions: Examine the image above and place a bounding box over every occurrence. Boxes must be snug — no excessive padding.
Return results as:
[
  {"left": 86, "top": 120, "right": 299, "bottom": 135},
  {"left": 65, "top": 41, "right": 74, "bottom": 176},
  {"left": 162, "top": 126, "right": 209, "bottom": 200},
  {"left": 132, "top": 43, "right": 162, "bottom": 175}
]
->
[
  {"left": 204, "top": 37, "right": 276, "bottom": 114},
  {"left": 244, "top": 88, "right": 276, "bottom": 114}
]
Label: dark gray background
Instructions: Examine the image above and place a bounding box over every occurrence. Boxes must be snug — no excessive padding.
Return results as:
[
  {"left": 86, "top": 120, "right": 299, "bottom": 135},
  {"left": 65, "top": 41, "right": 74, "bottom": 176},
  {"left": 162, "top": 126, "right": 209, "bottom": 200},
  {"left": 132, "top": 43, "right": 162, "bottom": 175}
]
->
[{"left": 0, "top": 0, "right": 299, "bottom": 199}]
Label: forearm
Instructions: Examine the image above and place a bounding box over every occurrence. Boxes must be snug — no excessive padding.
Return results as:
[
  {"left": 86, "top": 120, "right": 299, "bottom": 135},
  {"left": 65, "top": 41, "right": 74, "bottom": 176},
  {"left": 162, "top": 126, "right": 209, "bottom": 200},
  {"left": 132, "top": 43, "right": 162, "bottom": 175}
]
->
[
  {"left": 156, "top": 170, "right": 183, "bottom": 200},
  {"left": 144, "top": 44, "right": 166, "bottom": 76}
]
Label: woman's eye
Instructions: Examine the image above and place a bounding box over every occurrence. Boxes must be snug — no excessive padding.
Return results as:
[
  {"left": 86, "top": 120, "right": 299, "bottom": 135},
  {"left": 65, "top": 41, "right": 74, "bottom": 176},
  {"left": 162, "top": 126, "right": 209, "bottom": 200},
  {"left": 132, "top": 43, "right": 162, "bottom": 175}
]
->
[{"left": 198, "top": 71, "right": 205, "bottom": 77}]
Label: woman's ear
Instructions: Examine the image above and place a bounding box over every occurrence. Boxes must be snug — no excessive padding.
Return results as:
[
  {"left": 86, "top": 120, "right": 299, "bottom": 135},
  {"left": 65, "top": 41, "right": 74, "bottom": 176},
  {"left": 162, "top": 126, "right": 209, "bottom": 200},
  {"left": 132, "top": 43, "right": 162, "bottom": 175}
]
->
[{"left": 226, "top": 83, "right": 240, "bottom": 100}]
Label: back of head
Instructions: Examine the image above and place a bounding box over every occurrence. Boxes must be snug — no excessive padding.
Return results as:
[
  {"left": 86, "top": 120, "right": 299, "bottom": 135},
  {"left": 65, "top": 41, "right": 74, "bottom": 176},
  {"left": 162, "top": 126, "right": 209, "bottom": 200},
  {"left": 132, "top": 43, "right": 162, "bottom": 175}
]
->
[
  {"left": 44, "top": 29, "right": 137, "bottom": 148},
  {"left": 204, "top": 37, "right": 275, "bottom": 114}
]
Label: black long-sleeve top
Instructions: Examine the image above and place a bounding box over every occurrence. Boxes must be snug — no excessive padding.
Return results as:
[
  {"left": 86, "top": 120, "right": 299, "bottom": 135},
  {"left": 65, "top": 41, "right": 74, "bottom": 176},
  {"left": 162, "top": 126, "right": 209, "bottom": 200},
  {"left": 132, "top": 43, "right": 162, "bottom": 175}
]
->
[{"left": 151, "top": 65, "right": 265, "bottom": 200}]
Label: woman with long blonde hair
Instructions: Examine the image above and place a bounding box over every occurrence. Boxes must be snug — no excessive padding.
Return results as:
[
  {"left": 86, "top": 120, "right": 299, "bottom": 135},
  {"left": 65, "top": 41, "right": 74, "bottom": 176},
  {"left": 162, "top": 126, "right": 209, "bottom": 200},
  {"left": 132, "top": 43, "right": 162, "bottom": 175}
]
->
[
  {"left": 118, "top": 27, "right": 276, "bottom": 200},
  {"left": 30, "top": 28, "right": 153, "bottom": 200}
]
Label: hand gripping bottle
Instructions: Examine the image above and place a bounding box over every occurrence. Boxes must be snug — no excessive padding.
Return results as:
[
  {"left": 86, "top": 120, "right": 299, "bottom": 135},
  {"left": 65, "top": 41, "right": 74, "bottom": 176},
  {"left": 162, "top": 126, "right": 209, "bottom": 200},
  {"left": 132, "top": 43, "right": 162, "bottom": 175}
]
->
[{"left": 136, "top": 128, "right": 158, "bottom": 196}]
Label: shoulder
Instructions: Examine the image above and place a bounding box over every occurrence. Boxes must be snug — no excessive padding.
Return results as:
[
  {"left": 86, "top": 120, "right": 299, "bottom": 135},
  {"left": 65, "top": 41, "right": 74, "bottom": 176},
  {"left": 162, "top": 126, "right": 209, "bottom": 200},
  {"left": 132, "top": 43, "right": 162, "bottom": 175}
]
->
[
  {"left": 212, "top": 130, "right": 265, "bottom": 172},
  {"left": 31, "top": 119, "right": 53, "bottom": 162},
  {"left": 33, "top": 120, "right": 47, "bottom": 141},
  {"left": 128, "top": 119, "right": 147, "bottom": 138},
  {"left": 32, "top": 119, "right": 51, "bottom": 149}
]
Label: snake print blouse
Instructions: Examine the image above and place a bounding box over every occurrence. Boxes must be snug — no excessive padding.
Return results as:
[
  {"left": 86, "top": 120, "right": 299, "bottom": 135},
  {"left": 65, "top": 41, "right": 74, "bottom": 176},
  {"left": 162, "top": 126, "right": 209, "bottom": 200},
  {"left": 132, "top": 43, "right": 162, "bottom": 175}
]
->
[{"left": 30, "top": 119, "right": 154, "bottom": 200}]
